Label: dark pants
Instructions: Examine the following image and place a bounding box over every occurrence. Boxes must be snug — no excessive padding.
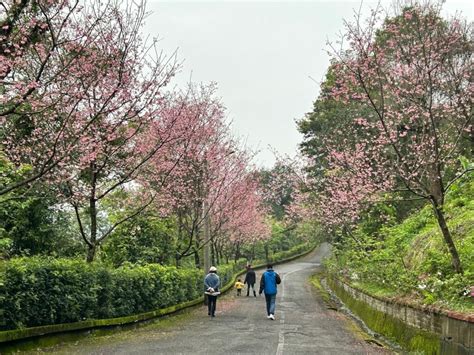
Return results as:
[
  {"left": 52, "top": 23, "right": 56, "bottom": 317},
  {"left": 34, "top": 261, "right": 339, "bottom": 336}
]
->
[
  {"left": 207, "top": 295, "right": 217, "bottom": 316},
  {"left": 265, "top": 294, "right": 276, "bottom": 316},
  {"left": 246, "top": 283, "right": 256, "bottom": 296},
  {"left": 237, "top": 289, "right": 242, "bottom": 296}
]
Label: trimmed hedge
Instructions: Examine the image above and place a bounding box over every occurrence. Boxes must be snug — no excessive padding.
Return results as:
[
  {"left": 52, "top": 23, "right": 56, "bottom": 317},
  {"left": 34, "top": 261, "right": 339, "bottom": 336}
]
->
[
  {"left": 267, "top": 244, "right": 310, "bottom": 263},
  {"left": 0, "top": 257, "right": 202, "bottom": 331},
  {"left": 0, "top": 243, "right": 316, "bottom": 332},
  {"left": 0, "top": 257, "right": 253, "bottom": 331}
]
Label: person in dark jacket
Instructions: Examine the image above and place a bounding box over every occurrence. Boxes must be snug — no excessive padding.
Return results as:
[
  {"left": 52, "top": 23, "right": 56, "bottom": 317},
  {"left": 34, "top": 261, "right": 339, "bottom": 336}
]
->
[
  {"left": 204, "top": 266, "right": 220, "bottom": 317},
  {"left": 244, "top": 265, "right": 257, "bottom": 297},
  {"left": 259, "top": 264, "right": 281, "bottom": 320}
]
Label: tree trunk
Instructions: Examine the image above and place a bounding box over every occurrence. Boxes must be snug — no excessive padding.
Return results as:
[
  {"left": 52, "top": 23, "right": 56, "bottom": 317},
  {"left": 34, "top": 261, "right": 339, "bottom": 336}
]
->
[
  {"left": 193, "top": 248, "right": 200, "bottom": 268},
  {"left": 264, "top": 244, "right": 269, "bottom": 262},
  {"left": 87, "top": 202, "right": 97, "bottom": 262},
  {"left": 86, "top": 244, "right": 96, "bottom": 263},
  {"left": 175, "top": 253, "right": 181, "bottom": 267},
  {"left": 432, "top": 201, "right": 463, "bottom": 274},
  {"left": 211, "top": 242, "right": 216, "bottom": 266},
  {"left": 87, "top": 163, "right": 98, "bottom": 263},
  {"left": 214, "top": 243, "right": 221, "bottom": 265},
  {"left": 234, "top": 243, "right": 241, "bottom": 263},
  {"left": 219, "top": 248, "right": 224, "bottom": 264}
]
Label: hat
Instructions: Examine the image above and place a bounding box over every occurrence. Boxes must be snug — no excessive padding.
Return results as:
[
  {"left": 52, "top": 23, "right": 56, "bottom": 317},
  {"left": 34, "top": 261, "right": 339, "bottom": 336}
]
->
[{"left": 209, "top": 266, "right": 217, "bottom": 272}]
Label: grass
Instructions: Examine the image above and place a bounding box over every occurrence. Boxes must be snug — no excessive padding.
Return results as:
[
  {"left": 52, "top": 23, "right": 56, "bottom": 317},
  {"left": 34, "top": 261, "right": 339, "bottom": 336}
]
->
[{"left": 327, "top": 177, "right": 474, "bottom": 313}]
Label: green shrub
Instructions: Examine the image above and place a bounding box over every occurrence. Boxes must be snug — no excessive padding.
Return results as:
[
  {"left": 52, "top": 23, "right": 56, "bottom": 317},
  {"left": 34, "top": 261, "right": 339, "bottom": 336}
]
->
[
  {"left": 0, "top": 257, "right": 204, "bottom": 330},
  {"left": 0, "top": 241, "right": 313, "bottom": 331},
  {"left": 326, "top": 177, "right": 474, "bottom": 311},
  {"left": 268, "top": 243, "right": 311, "bottom": 262},
  {"left": 216, "top": 264, "right": 234, "bottom": 287}
]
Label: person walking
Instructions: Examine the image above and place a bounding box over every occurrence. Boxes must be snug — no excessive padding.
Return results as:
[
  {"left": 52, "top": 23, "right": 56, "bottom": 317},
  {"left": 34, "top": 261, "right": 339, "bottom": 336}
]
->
[
  {"left": 234, "top": 278, "right": 244, "bottom": 296},
  {"left": 204, "top": 266, "right": 220, "bottom": 317},
  {"left": 259, "top": 264, "right": 281, "bottom": 320},
  {"left": 244, "top": 265, "right": 257, "bottom": 297}
]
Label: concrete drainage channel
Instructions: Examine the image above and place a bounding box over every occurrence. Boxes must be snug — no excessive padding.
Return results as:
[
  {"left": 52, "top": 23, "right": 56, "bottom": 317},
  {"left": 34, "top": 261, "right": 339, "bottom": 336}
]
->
[
  {"left": 319, "top": 277, "right": 402, "bottom": 353},
  {"left": 318, "top": 276, "right": 474, "bottom": 354}
]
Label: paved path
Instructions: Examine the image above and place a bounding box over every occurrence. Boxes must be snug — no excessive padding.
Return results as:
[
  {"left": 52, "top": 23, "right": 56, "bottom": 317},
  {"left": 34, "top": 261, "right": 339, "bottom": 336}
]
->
[{"left": 30, "top": 244, "right": 390, "bottom": 354}]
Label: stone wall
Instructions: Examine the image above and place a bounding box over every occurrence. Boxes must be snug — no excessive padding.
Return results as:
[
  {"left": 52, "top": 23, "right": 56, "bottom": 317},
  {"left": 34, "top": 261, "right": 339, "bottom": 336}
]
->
[{"left": 327, "top": 278, "right": 473, "bottom": 354}]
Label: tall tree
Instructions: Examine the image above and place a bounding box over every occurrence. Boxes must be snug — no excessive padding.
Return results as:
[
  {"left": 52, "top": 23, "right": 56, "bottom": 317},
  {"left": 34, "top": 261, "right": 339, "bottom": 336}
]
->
[
  {"left": 312, "top": 3, "right": 472, "bottom": 273},
  {"left": 145, "top": 85, "right": 269, "bottom": 267},
  {"left": 0, "top": 1, "right": 178, "bottom": 200},
  {"left": 12, "top": 0, "right": 180, "bottom": 262}
]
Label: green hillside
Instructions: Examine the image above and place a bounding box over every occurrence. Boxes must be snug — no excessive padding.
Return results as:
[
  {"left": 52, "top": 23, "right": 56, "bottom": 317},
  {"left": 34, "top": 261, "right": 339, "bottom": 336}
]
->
[{"left": 327, "top": 177, "right": 474, "bottom": 312}]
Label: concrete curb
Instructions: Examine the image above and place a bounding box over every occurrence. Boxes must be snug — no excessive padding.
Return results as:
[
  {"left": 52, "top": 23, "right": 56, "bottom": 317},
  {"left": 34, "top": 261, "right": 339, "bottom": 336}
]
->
[
  {"left": 333, "top": 276, "right": 474, "bottom": 323},
  {"left": 325, "top": 276, "right": 474, "bottom": 353}
]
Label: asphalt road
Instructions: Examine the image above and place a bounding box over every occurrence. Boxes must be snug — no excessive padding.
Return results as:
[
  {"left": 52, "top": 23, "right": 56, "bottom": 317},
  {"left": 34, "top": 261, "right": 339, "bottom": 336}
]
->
[{"left": 29, "top": 243, "right": 390, "bottom": 354}]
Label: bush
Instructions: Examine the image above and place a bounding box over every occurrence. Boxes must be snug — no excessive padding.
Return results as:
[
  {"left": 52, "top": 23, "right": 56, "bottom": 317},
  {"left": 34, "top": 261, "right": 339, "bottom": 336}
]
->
[
  {"left": 0, "top": 257, "right": 203, "bottom": 330},
  {"left": 0, "top": 241, "right": 313, "bottom": 331},
  {"left": 325, "top": 177, "right": 474, "bottom": 311},
  {"left": 216, "top": 264, "right": 235, "bottom": 288},
  {"left": 268, "top": 243, "right": 311, "bottom": 263}
]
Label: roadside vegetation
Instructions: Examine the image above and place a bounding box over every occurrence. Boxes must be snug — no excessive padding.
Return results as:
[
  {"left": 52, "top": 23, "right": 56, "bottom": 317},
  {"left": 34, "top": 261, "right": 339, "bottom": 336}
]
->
[
  {"left": 0, "top": 1, "right": 317, "bottom": 332},
  {"left": 325, "top": 177, "right": 473, "bottom": 312},
  {"left": 297, "top": 1, "right": 473, "bottom": 313}
]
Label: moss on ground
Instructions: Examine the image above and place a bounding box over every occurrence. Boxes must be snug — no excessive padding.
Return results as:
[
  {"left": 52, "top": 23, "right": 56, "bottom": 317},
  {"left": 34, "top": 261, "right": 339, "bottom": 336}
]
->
[{"left": 309, "top": 273, "right": 333, "bottom": 305}]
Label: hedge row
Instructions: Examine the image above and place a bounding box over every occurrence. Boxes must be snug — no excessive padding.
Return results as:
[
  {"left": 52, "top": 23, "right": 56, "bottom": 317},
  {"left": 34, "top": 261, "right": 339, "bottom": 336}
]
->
[
  {"left": 268, "top": 243, "right": 310, "bottom": 263},
  {"left": 0, "top": 244, "right": 314, "bottom": 331},
  {"left": 0, "top": 258, "right": 203, "bottom": 331}
]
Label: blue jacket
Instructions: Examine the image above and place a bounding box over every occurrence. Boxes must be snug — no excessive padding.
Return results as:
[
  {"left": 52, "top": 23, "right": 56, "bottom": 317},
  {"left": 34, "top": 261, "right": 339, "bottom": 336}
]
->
[
  {"left": 204, "top": 273, "right": 220, "bottom": 292},
  {"left": 259, "top": 269, "right": 281, "bottom": 295}
]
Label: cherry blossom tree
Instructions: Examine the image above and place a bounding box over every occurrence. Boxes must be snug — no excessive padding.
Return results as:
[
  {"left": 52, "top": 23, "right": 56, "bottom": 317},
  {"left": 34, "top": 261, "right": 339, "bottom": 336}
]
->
[
  {"left": 0, "top": 0, "right": 178, "bottom": 199},
  {"left": 65, "top": 94, "right": 185, "bottom": 262},
  {"left": 5, "top": 0, "right": 181, "bottom": 262},
  {"left": 209, "top": 165, "right": 270, "bottom": 264},
  {"left": 322, "top": 2, "right": 472, "bottom": 273},
  {"left": 1, "top": 0, "right": 95, "bottom": 195},
  {"left": 144, "top": 85, "right": 270, "bottom": 267},
  {"left": 259, "top": 157, "right": 314, "bottom": 226},
  {"left": 143, "top": 84, "right": 228, "bottom": 266}
]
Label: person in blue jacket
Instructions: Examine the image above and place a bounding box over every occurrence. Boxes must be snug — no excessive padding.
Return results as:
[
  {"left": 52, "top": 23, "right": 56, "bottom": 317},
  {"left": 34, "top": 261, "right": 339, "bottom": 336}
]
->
[
  {"left": 204, "top": 266, "right": 220, "bottom": 317},
  {"left": 259, "top": 264, "right": 281, "bottom": 320}
]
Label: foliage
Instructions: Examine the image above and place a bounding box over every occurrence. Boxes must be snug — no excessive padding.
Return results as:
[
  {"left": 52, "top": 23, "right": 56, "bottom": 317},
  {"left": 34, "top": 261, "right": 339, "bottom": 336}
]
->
[
  {"left": 267, "top": 243, "right": 312, "bottom": 263},
  {"left": 0, "top": 196, "right": 81, "bottom": 258},
  {"left": 101, "top": 212, "right": 178, "bottom": 267},
  {"left": 0, "top": 155, "right": 82, "bottom": 258},
  {"left": 326, "top": 177, "right": 474, "bottom": 311},
  {"left": 0, "top": 257, "right": 203, "bottom": 330},
  {"left": 299, "top": 2, "right": 473, "bottom": 273}
]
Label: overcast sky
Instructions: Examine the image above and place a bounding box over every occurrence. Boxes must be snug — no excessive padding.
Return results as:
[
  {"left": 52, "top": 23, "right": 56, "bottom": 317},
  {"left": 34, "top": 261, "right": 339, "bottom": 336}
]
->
[{"left": 144, "top": 0, "right": 473, "bottom": 168}]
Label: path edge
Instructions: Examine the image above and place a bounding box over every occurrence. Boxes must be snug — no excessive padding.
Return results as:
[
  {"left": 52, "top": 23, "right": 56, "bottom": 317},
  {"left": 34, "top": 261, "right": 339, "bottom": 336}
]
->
[{"left": 321, "top": 275, "right": 474, "bottom": 353}]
